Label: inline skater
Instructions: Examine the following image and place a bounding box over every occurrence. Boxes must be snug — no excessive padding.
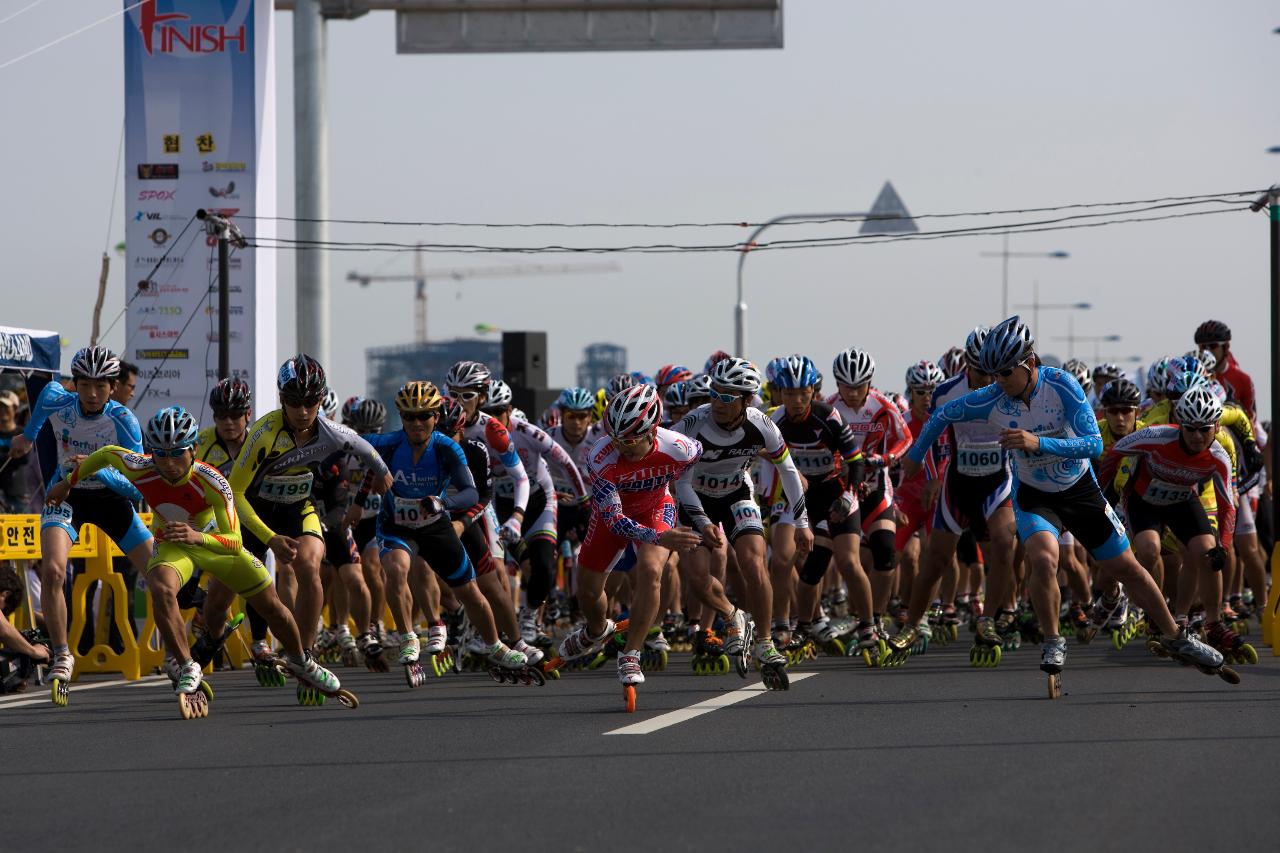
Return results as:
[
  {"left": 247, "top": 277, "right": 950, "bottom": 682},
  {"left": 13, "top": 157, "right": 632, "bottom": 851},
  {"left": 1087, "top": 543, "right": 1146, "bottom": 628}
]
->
[
  {"left": 886, "top": 327, "right": 1020, "bottom": 664},
  {"left": 557, "top": 385, "right": 703, "bottom": 699},
  {"left": 228, "top": 355, "right": 393, "bottom": 673},
  {"left": 900, "top": 316, "right": 1226, "bottom": 691},
  {"left": 829, "top": 348, "right": 913, "bottom": 619},
  {"left": 1099, "top": 385, "right": 1247, "bottom": 662},
  {"left": 894, "top": 360, "right": 946, "bottom": 624},
  {"left": 48, "top": 407, "right": 342, "bottom": 714},
  {"left": 767, "top": 355, "right": 875, "bottom": 654},
  {"left": 481, "top": 379, "right": 587, "bottom": 646},
  {"left": 6, "top": 346, "right": 153, "bottom": 705},
  {"left": 673, "top": 357, "right": 805, "bottom": 681},
  {"left": 345, "top": 398, "right": 392, "bottom": 663},
  {"left": 1195, "top": 320, "right": 1255, "bottom": 420},
  {"left": 364, "top": 382, "right": 528, "bottom": 679},
  {"left": 549, "top": 387, "right": 600, "bottom": 609}
]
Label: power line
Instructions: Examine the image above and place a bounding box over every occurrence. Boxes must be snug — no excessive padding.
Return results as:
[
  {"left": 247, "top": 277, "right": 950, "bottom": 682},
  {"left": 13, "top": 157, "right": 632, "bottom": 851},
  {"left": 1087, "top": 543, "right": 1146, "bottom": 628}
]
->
[
  {"left": 0, "top": 0, "right": 147, "bottom": 71},
  {"left": 245, "top": 200, "right": 1254, "bottom": 256},
  {"left": 236, "top": 188, "right": 1265, "bottom": 230},
  {"left": 0, "top": 0, "right": 53, "bottom": 28}
]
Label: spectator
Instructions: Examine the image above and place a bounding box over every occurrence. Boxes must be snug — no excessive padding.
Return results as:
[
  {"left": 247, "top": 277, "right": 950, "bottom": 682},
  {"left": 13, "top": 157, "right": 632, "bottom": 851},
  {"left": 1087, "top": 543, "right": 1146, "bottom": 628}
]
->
[
  {"left": 112, "top": 361, "right": 140, "bottom": 406},
  {"left": 0, "top": 390, "right": 32, "bottom": 513}
]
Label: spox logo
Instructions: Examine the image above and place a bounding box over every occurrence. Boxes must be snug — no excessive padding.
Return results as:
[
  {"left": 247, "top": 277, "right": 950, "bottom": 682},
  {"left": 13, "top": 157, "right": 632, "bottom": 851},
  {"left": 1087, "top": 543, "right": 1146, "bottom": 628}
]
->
[
  {"left": 138, "top": 189, "right": 176, "bottom": 202},
  {"left": 135, "top": 2, "right": 247, "bottom": 56}
]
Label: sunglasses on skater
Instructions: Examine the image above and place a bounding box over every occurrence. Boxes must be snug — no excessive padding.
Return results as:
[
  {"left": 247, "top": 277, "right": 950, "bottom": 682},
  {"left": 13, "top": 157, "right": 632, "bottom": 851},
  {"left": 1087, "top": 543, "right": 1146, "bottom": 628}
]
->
[
  {"left": 994, "top": 360, "right": 1029, "bottom": 378},
  {"left": 1105, "top": 406, "right": 1137, "bottom": 415},
  {"left": 1181, "top": 424, "right": 1215, "bottom": 434},
  {"left": 150, "top": 446, "right": 193, "bottom": 458},
  {"left": 450, "top": 389, "right": 482, "bottom": 402},
  {"left": 708, "top": 388, "right": 739, "bottom": 404},
  {"left": 613, "top": 434, "right": 650, "bottom": 448},
  {"left": 400, "top": 410, "right": 437, "bottom": 423}
]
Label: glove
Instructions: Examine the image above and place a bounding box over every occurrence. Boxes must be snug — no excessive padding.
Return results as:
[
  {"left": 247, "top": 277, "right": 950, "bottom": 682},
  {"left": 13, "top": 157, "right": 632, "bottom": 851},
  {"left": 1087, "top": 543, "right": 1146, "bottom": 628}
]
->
[
  {"left": 864, "top": 454, "right": 888, "bottom": 470},
  {"left": 1242, "top": 439, "right": 1264, "bottom": 475},
  {"left": 829, "top": 493, "right": 856, "bottom": 524},
  {"left": 1205, "top": 545, "right": 1228, "bottom": 572},
  {"left": 499, "top": 516, "right": 524, "bottom": 546},
  {"left": 421, "top": 495, "right": 445, "bottom": 518}
]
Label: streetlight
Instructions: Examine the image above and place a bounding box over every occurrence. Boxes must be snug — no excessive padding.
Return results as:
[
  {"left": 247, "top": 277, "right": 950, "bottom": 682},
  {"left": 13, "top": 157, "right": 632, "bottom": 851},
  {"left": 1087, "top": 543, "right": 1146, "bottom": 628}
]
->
[
  {"left": 1012, "top": 283, "right": 1090, "bottom": 343},
  {"left": 1050, "top": 332, "right": 1122, "bottom": 363},
  {"left": 980, "top": 234, "right": 1071, "bottom": 316}
]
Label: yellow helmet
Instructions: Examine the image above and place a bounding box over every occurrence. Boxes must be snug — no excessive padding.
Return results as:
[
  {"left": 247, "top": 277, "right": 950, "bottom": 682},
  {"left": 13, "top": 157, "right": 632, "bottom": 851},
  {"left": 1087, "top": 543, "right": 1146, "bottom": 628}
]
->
[
  {"left": 396, "top": 380, "right": 443, "bottom": 413},
  {"left": 593, "top": 388, "right": 607, "bottom": 422}
]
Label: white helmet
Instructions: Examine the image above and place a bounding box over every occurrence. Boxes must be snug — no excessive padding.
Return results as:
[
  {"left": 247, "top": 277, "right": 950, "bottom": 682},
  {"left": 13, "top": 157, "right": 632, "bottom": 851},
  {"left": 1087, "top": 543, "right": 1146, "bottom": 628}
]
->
[
  {"left": 832, "top": 348, "right": 875, "bottom": 387},
  {"left": 605, "top": 384, "right": 662, "bottom": 439},
  {"left": 321, "top": 389, "right": 339, "bottom": 418},
  {"left": 710, "top": 357, "right": 761, "bottom": 395},
  {"left": 70, "top": 346, "right": 121, "bottom": 381},
  {"left": 904, "top": 360, "right": 945, "bottom": 390},
  {"left": 483, "top": 379, "right": 513, "bottom": 410},
  {"left": 1174, "top": 385, "right": 1223, "bottom": 427},
  {"left": 145, "top": 406, "right": 199, "bottom": 451},
  {"left": 446, "top": 360, "right": 491, "bottom": 391}
]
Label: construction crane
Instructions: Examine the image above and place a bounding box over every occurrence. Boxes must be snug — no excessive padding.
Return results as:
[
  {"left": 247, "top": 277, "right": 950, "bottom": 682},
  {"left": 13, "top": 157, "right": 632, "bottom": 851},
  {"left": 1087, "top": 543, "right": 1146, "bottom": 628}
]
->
[{"left": 347, "top": 246, "right": 618, "bottom": 342}]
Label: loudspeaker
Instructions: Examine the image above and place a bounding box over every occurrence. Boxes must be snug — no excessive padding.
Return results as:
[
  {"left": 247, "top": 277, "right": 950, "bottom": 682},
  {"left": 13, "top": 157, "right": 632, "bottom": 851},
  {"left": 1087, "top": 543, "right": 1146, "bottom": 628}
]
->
[
  {"left": 502, "top": 331, "right": 548, "bottom": 390},
  {"left": 512, "top": 387, "right": 562, "bottom": 423}
]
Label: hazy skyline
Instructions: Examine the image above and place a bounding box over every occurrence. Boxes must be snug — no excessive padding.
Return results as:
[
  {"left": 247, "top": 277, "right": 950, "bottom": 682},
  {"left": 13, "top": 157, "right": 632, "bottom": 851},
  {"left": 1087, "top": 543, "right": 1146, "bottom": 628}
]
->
[{"left": 2, "top": 1, "right": 1276, "bottom": 410}]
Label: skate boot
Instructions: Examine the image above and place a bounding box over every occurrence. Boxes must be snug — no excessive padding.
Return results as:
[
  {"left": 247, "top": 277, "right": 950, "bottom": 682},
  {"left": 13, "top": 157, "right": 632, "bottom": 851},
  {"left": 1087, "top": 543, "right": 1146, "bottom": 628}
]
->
[
  {"left": 809, "top": 617, "right": 846, "bottom": 656},
  {"left": 557, "top": 619, "right": 616, "bottom": 665},
  {"left": 640, "top": 626, "right": 670, "bottom": 672},
  {"left": 941, "top": 603, "right": 961, "bottom": 643},
  {"left": 970, "top": 617, "right": 1003, "bottom": 667},
  {"left": 398, "top": 632, "right": 421, "bottom": 665},
  {"left": 252, "top": 641, "right": 286, "bottom": 687},
  {"left": 783, "top": 624, "right": 817, "bottom": 665},
  {"left": 1204, "top": 620, "right": 1258, "bottom": 665},
  {"left": 722, "top": 608, "right": 749, "bottom": 675},
  {"left": 692, "top": 629, "right": 730, "bottom": 674},
  {"left": 314, "top": 628, "right": 339, "bottom": 664},
  {"left": 424, "top": 624, "right": 453, "bottom": 676},
  {"left": 174, "top": 659, "right": 210, "bottom": 719},
  {"left": 1105, "top": 594, "right": 1138, "bottom": 649},
  {"left": 1147, "top": 627, "right": 1239, "bottom": 684},
  {"left": 514, "top": 639, "right": 546, "bottom": 668},
  {"left": 995, "top": 609, "right": 1022, "bottom": 651},
  {"left": 1068, "top": 604, "right": 1092, "bottom": 645},
  {"left": 754, "top": 640, "right": 790, "bottom": 690},
  {"left": 335, "top": 626, "right": 359, "bottom": 667},
  {"left": 285, "top": 651, "right": 357, "bottom": 706},
  {"left": 847, "top": 621, "right": 886, "bottom": 667},
  {"left": 486, "top": 642, "right": 544, "bottom": 685},
  {"left": 830, "top": 587, "right": 850, "bottom": 618},
  {"left": 1041, "top": 636, "right": 1066, "bottom": 699},
  {"left": 358, "top": 631, "right": 389, "bottom": 672},
  {"left": 518, "top": 607, "right": 540, "bottom": 645},
  {"left": 48, "top": 650, "right": 73, "bottom": 706},
  {"left": 880, "top": 623, "right": 918, "bottom": 667},
  {"left": 618, "top": 650, "right": 645, "bottom": 686}
]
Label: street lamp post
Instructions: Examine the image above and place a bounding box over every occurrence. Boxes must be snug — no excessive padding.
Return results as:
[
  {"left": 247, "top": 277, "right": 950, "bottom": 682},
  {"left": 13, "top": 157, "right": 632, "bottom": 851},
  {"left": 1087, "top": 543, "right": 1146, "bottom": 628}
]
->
[
  {"left": 981, "top": 234, "right": 1071, "bottom": 317},
  {"left": 1050, "top": 333, "right": 1122, "bottom": 363},
  {"left": 1012, "top": 282, "right": 1090, "bottom": 344}
]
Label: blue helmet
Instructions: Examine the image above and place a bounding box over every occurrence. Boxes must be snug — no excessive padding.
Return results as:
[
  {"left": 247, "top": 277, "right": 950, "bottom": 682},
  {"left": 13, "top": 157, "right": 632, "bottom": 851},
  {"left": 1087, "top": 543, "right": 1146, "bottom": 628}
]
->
[
  {"left": 772, "top": 355, "right": 821, "bottom": 389},
  {"left": 978, "top": 315, "right": 1034, "bottom": 375},
  {"left": 765, "top": 357, "right": 788, "bottom": 386},
  {"left": 558, "top": 386, "right": 596, "bottom": 412},
  {"left": 629, "top": 370, "right": 654, "bottom": 387},
  {"left": 663, "top": 381, "right": 691, "bottom": 409},
  {"left": 1166, "top": 369, "right": 1207, "bottom": 398},
  {"left": 146, "top": 406, "right": 199, "bottom": 451}
]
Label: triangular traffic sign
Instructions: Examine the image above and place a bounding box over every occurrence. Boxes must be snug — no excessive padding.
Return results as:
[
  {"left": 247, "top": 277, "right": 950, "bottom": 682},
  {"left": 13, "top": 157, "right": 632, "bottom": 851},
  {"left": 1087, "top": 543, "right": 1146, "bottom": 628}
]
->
[{"left": 860, "top": 181, "right": 917, "bottom": 234}]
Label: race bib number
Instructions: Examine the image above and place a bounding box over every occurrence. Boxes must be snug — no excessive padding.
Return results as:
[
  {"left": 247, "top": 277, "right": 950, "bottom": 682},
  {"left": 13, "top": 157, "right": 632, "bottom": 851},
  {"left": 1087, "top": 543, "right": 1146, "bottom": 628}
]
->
[
  {"left": 1142, "top": 478, "right": 1195, "bottom": 506},
  {"left": 729, "top": 499, "right": 764, "bottom": 534},
  {"left": 392, "top": 495, "right": 435, "bottom": 529},
  {"left": 360, "top": 492, "right": 382, "bottom": 520},
  {"left": 257, "top": 472, "right": 314, "bottom": 504},
  {"left": 40, "top": 502, "right": 74, "bottom": 527},
  {"left": 790, "top": 448, "right": 834, "bottom": 474},
  {"left": 694, "top": 469, "right": 744, "bottom": 497},
  {"left": 493, "top": 477, "right": 517, "bottom": 499},
  {"left": 955, "top": 443, "right": 1003, "bottom": 476}
]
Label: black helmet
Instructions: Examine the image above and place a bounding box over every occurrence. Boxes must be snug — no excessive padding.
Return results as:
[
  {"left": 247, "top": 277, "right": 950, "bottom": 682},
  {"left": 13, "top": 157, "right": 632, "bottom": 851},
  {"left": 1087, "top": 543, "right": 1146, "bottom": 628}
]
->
[
  {"left": 436, "top": 396, "right": 468, "bottom": 435},
  {"left": 1099, "top": 378, "right": 1141, "bottom": 409},
  {"left": 277, "top": 354, "right": 327, "bottom": 405},
  {"left": 1193, "top": 320, "right": 1231, "bottom": 345},
  {"left": 209, "top": 378, "right": 251, "bottom": 413},
  {"left": 352, "top": 399, "right": 387, "bottom": 434}
]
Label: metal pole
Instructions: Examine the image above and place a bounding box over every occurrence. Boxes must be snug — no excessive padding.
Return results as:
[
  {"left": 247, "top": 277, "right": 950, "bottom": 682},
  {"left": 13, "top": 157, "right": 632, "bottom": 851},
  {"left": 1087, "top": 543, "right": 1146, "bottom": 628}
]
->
[
  {"left": 1067, "top": 313, "right": 1074, "bottom": 360},
  {"left": 1001, "top": 232, "right": 1009, "bottom": 317},
  {"left": 218, "top": 231, "right": 231, "bottom": 380},
  {"left": 414, "top": 243, "right": 426, "bottom": 343},
  {"left": 294, "top": 1, "right": 329, "bottom": 365},
  {"left": 1268, "top": 189, "right": 1279, "bottom": 564}
]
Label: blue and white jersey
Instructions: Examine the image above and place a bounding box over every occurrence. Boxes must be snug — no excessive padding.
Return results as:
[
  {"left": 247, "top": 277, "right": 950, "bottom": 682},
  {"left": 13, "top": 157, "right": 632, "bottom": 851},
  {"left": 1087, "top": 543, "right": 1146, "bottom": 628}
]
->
[
  {"left": 23, "top": 380, "right": 142, "bottom": 496},
  {"left": 365, "top": 430, "right": 479, "bottom": 527},
  {"left": 908, "top": 366, "right": 1102, "bottom": 493}
]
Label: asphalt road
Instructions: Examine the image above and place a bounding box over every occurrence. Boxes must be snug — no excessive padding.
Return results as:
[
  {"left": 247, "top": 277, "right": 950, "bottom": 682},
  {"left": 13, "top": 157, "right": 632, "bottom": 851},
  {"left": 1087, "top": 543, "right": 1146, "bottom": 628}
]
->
[{"left": 4, "top": 634, "right": 1278, "bottom": 853}]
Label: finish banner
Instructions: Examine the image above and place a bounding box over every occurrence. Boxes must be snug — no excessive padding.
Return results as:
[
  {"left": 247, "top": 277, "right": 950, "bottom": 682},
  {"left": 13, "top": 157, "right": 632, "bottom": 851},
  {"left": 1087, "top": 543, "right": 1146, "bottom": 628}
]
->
[{"left": 123, "top": 0, "right": 275, "bottom": 422}]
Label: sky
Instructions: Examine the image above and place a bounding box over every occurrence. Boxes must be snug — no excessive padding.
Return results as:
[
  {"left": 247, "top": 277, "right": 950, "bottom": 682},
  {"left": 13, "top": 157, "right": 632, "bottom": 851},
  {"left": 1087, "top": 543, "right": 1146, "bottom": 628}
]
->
[{"left": 2, "top": 1, "right": 1277, "bottom": 412}]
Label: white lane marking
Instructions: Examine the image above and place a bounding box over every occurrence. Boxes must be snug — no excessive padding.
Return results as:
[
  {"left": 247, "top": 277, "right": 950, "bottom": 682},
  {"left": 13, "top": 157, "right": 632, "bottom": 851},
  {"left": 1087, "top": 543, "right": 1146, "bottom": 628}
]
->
[
  {"left": 0, "top": 674, "right": 168, "bottom": 707},
  {"left": 603, "top": 672, "right": 817, "bottom": 735}
]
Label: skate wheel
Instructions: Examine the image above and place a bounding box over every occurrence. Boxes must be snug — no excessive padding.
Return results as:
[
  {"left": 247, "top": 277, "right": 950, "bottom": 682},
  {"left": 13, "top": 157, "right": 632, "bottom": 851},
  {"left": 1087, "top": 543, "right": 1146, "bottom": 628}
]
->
[
  {"left": 487, "top": 666, "right": 504, "bottom": 684},
  {"left": 862, "top": 648, "right": 874, "bottom": 668},
  {"left": 199, "top": 681, "right": 214, "bottom": 701},
  {"left": 529, "top": 666, "right": 547, "bottom": 686},
  {"left": 823, "top": 638, "right": 845, "bottom": 657},
  {"left": 1047, "top": 673, "right": 1062, "bottom": 700},
  {"left": 1241, "top": 644, "right": 1258, "bottom": 665},
  {"left": 336, "top": 689, "right": 360, "bottom": 708},
  {"left": 179, "top": 693, "right": 193, "bottom": 719},
  {"left": 948, "top": 625, "right": 958, "bottom": 642},
  {"left": 623, "top": 684, "right": 636, "bottom": 713},
  {"left": 51, "top": 678, "right": 69, "bottom": 707}
]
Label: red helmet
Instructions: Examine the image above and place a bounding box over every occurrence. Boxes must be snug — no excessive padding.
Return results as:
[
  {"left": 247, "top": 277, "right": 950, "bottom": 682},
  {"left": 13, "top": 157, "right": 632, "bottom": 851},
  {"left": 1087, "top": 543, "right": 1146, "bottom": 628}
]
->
[{"left": 605, "top": 385, "right": 662, "bottom": 439}]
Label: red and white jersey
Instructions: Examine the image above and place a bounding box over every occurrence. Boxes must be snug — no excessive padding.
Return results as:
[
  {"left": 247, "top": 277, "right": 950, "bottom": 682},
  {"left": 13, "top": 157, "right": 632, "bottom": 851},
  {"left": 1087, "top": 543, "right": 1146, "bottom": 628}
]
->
[
  {"left": 492, "top": 415, "right": 587, "bottom": 503},
  {"left": 586, "top": 427, "right": 702, "bottom": 545},
  {"left": 1100, "top": 424, "right": 1236, "bottom": 546},
  {"left": 463, "top": 411, "right": 530, "bottom": 512},
  {"left": 831, "top": 388, "right": 913, "bottom": 483}
]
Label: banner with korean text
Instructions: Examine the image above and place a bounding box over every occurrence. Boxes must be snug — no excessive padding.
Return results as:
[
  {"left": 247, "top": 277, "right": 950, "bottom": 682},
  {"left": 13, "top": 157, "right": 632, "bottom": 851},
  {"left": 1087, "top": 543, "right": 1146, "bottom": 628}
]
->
[{"left": 124, "top": 0, "right": 275, "bottom": 422}]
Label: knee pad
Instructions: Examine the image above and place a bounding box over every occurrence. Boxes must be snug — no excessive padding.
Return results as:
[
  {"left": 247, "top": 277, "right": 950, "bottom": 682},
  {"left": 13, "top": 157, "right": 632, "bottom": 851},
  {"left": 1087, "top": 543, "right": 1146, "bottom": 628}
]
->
[
  {"left": 868, "top": 529, "right": 897, "bottom": 572},
  {"left": 798, "top": 545, "right": 832, "bottom": 587}
]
